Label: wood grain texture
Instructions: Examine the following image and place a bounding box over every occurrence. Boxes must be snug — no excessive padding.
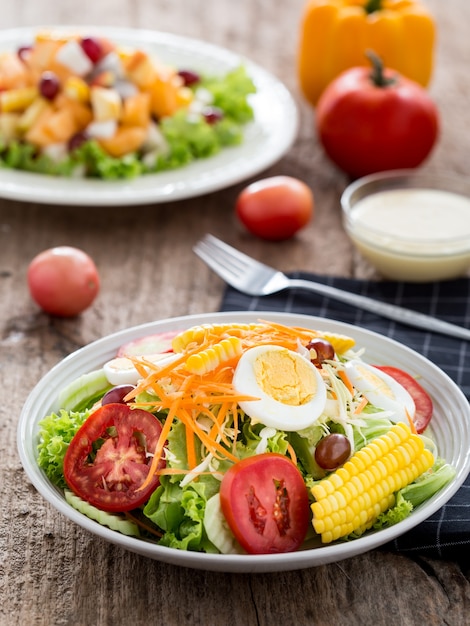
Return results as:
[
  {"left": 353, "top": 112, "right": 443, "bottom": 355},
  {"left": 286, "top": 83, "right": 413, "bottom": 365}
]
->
[{"left": 1, "top": 1, "right": 469, "bottom": 624}]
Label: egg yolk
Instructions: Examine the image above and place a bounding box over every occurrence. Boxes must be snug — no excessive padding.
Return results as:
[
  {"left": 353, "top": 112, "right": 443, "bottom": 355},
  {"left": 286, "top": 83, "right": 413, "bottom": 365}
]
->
[
  {"left": 253, "top": 348, "right": 317, "bottom": 405},
  {"left": 354, "top": 365, "right": 395, "bottom": 398}
]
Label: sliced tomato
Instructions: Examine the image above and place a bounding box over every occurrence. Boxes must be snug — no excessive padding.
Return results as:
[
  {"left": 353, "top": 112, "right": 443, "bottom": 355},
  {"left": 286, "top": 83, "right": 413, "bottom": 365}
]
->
[
  {"left": 374, "top": 366, "right": 434, "bottom": 434},
  {"left": 219, "top": 453, "right": 310, "bottom": 554},
  {"left": 117, "top": 330, "right": 181, "bottom": 357},
  {"left": 63, "top": 403, "right": 165, "bottom": 512}
]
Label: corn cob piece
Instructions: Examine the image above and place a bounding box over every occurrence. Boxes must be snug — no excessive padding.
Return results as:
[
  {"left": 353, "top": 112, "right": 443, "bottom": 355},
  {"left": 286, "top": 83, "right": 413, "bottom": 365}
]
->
[
  {"left": 172, "top": 323, "right": 258, "bottom": 353},
  {"left": 184, "top": 336, "right": 243, "bottom": 375},
  {"left": 311, "top": 422, "right": 435, "bottom": 543}
]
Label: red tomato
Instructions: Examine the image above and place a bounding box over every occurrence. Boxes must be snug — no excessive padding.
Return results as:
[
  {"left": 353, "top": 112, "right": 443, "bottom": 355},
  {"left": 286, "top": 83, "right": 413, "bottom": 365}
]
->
[
  {"left": 316, "top": 56, "right": 439, "bottom": 178},
  {"left": 374, "top": 366, "right": 434, "bottom": 434},
  {"left": 27, "top": 246, "right": 100, "bottom": 317},
  {"left": 117, "top": 330, "right": 181, "bottom": 357},
  {"left": 63, "top": 403, "right": 165, "bottom": 512},
  {"left": 219, "top": 453, "right": 310, "bottom": 554},
  {"left": 235, "top": 176, "right": 314, "bottom": 241}
]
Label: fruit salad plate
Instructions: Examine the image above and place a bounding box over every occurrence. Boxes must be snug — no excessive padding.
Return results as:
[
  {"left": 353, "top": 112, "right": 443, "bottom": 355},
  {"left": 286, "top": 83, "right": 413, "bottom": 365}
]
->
[
  {"left": 17, "top": 311, "right": 470, "bottom": 573},
  {"left": 0, "top": 26, "right": 298, "bottom": 206}
]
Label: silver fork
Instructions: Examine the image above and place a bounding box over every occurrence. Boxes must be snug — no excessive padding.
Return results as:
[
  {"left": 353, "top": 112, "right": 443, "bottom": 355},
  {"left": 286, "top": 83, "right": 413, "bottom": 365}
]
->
[{"left": 193, "top": 234, "right": 470, "bottom": 341}]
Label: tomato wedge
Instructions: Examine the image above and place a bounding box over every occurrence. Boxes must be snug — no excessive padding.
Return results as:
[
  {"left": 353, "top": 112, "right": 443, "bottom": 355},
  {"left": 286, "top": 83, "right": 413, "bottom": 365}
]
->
[
  {"left": 63, "top": 403, "right": 165, "bottom": 512},
  {"left": 219, "top": 453, "right": 310, "bottom": 554},
  {"left": 374, "top": 366, "right": 434, "bottom": 434}
]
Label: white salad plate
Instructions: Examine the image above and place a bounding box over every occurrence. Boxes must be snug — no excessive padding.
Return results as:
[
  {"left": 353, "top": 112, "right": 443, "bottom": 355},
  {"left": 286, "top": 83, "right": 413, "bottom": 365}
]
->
[
  {"left": 0, "top": 26, "right": 298, "bottom": 206},
  {"left": 17, "top": 311, "right": 470, "bottom": 573}
]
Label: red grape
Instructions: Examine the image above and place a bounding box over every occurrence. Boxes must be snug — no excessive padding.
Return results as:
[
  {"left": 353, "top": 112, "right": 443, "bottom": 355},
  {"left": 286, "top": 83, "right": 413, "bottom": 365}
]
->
[
  {"left": 178, "top": 69, "right": 200, "bottom": 86},
  {"left": 101, "top": 384, "right": 136, "bottom": 405},
  {"left": 81, "top": 37, "right": 103, "bottom": 63},
  {"left": 39, "top": 71, "right": 60, "bottom": 100},
  {"left": 203, "top": 106, "right": 223, "bottom": 124}
]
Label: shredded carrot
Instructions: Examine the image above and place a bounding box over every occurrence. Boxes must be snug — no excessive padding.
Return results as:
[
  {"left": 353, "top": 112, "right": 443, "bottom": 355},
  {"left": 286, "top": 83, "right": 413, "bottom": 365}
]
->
[
  {"left": 185, "top": 422, "right": 197, "bottom": 470},
  {"left": 286, "top": 442, "right": 298, "bottom": 466},
  {"left": 132, "top": 318, "right": 355, "bottom": 491},
  {"left": 406, "top": 409, "right": 417, "bottom": 434},
  {"left": 138, "top": 374, "right": 195, "bottom": 491},
  {"left": 354, "top": 396, "right": 369, "bottom": 415},
  {"left": 339, "top": 369, "right": 355, "bottom": 396}
]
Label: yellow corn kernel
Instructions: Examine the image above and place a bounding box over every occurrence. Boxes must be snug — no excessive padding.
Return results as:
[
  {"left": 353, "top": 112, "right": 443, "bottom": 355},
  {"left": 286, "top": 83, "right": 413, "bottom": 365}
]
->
[
  {"left": 311, "top": 423, "right": 435, "bottom": 543},
  {"left": 184, "top": 336, "right": 243, "bottom": 375}
]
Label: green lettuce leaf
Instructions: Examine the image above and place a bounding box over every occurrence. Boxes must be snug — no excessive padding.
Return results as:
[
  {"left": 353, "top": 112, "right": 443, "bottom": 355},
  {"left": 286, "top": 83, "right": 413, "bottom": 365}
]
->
[{"left": 37, "top": 408, "right": 90, "bottom": 488}]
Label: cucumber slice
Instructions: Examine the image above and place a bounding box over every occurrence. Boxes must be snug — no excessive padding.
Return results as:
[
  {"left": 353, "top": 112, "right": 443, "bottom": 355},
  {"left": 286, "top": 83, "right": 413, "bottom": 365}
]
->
[
  {"left": 57, "top": 369, "right": 112, "bottom": 412},
  {"left": 203, "top": 494, "right": 245, "bottom": 555},
  {"left": 64, "top": 490, "right": 140, "bottom": 537}
]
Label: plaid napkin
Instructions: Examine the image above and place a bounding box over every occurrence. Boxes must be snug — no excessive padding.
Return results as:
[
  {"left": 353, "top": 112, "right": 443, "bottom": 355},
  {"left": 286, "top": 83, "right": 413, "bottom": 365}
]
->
[{"left": 220, "top": 273, "right": 470, "bottom": 560}]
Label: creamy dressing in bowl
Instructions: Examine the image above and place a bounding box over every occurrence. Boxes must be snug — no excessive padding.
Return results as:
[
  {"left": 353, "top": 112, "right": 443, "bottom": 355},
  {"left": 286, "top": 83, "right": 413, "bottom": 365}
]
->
[{"left": 341, "top": 173, "right": 470, "bottom": 282}]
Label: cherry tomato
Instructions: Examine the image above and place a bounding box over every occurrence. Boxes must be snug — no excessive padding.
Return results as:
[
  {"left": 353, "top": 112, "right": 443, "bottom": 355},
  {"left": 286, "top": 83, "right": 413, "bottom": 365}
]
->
[
  {"left": 27, "top": 246, "right": 100, "bottom": 317},
  {"left": 235, "top": 176, "right": 314, "bottom": 241},
  {"left": 219, "top": 453, "right": 310, "bottom": 554},
  {"left": 316, "top": 54, "right": 439, "bottom": 179},
  {"left": 63, "top": 403, "right": 165, "bottom": 512},
  {"left": 374, "top": 366, "right": 434, "bottom": 434}
]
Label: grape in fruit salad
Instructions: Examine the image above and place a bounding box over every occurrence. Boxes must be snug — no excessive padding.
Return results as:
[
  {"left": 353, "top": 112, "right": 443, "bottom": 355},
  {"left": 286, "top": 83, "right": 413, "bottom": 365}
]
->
[
  {"left": 36, "top": 321, "right": 455, "bottom": 555},
  {"left": 0, "top": 31, "right": 256, "bottom": 179}
]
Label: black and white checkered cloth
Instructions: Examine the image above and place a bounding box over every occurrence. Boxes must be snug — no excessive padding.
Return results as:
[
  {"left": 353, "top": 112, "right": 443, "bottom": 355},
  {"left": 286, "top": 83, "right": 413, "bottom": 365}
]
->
[{"left": 220, "top": 273, "right": 470, "bottom": 560}]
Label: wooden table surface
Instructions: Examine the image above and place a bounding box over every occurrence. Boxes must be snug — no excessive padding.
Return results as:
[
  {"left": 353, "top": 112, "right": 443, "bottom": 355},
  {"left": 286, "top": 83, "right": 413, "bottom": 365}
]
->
[{"left": 2, "top": 1, "right": 470, "bottom": 624}]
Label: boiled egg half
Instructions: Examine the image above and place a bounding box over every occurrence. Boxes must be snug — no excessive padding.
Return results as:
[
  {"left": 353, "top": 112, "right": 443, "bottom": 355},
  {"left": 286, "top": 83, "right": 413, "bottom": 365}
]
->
[
  {"left": 103, "top": 352, "right": 179, "bottom": 386},
  {"left": 232, "top": 345, "right": 327, "bottom": 431},
  {"left": 344, "top": 359, "right": 415, "bottom": 423}
]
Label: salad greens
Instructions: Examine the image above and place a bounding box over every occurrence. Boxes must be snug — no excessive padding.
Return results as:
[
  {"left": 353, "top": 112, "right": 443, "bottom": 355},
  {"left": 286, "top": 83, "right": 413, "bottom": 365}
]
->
[
  {"left": 36, "top": 322, "right": 456, "bottom": 555},
  {"left": 0, "top": 65, "right": 256, "bottom": 180}
]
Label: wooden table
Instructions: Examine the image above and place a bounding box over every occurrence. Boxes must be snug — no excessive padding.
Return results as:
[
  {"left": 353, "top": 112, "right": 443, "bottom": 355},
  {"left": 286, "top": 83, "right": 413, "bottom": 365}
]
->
[{"left": 2, "top": 1, "right": 470, "bottom": 624}]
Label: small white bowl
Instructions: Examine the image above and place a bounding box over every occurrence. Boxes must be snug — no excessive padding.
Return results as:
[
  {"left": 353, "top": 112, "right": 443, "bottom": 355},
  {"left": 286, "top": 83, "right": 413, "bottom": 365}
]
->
[{"left": 341, "top": 170, "right": 470, "bottom": 282}]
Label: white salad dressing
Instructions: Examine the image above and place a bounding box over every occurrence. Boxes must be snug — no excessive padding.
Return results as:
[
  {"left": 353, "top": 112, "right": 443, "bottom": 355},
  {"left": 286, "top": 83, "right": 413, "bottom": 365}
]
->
[{"left": 347, "top": 188, "right": 470, "bottom": 281}]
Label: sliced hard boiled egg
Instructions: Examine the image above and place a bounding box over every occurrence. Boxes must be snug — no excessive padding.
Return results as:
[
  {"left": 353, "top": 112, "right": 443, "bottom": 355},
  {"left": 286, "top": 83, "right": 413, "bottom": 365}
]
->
[
  {"left": 344, "top": 359, "right": 415, "bottom": 424},
  {"left": 232, "top": 345, "right": 327, "bottom": 431},
  {"left": 103, "top": 352, "right": 178, "bottom": 386}
]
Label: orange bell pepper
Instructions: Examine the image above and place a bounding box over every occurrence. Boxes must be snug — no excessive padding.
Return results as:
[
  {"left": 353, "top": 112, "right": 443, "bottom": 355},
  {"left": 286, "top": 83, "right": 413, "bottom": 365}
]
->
[{"left": 298, "top": 0, "right": 436, "bottom": 106}]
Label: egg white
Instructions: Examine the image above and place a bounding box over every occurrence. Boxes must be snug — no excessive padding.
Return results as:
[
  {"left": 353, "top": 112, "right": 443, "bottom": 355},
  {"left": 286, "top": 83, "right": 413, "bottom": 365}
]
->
[
  {"left": 232, "top": 345, "right": 327, "bottom": 431},
  {"left": 103, "top": 352, "right": 179, "bottom": 385},
  {"left": 344, "top": 359, "right": 415, "bottom": 423}
]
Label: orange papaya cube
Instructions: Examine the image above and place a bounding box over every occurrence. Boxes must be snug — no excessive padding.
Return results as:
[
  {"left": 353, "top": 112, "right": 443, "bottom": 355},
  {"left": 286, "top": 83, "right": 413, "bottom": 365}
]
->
[
  {"left": 24, "top": 106, "right": 56, "bottom": 147},
  {"left": 42, "top": 107, "right": 80, "bottom": 143},
  {"left": 98, "top": 125, "right": 147, "bottom": 157},
  {"left": 120, "top": 91, "right": 151, "bottom": 127},
  {"left": 0, "top": 52, "right": 33, "bottom": 89},
  {"left": 53, "top": 94, "right": 93, "bottom": 129},
  {"left": 98, "top": 37, "right": 116, "bottom": 57},
  {"left": 124, "top": 50, "right": 158, "bottom": 89},
  {"left": 146, "top": 75, "right": 185, "bottom": 119},
  {"left": 25, "top": 40, "right": 62, "bottom": 73}
]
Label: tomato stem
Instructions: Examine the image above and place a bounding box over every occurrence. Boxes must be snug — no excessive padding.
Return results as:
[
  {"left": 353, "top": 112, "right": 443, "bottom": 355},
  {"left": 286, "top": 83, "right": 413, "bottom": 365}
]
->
[
  {"left": 366, "top": 50, "right": 396, "bottom": 88},
  {"left": 364, "top": 0, "right": 382, "bottom": 14}
]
